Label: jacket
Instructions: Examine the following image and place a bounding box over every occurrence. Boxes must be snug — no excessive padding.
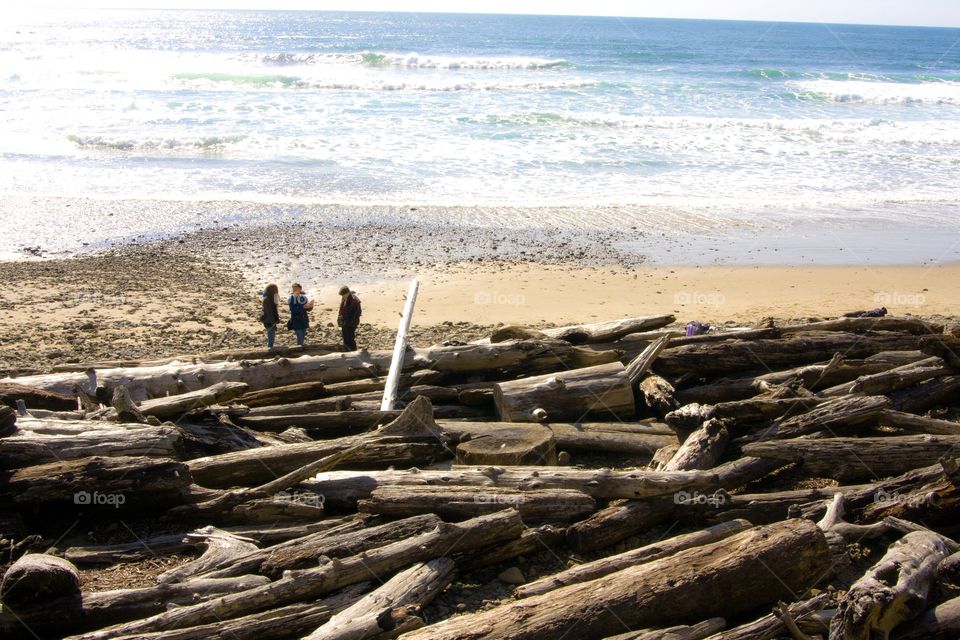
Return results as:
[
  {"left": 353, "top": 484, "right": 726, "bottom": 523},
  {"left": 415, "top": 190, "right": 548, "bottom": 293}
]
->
[
  {"left": 288, "top": 293, "right": 310, "bottom": 330},
  {"left": 261, "top": 294, "right": 280, "bottom": 328},
  {"left": 338, "top": 293, "right": 362, "bottom": 328}
]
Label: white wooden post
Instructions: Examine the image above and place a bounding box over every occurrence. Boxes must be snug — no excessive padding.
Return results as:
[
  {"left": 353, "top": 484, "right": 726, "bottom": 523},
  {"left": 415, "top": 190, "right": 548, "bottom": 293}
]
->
[{"left": 380, "top": 279, "right": 420, "bottom": 411}]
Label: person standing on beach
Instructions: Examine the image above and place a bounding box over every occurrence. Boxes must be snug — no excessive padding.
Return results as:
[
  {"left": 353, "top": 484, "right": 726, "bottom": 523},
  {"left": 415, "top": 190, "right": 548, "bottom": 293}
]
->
[
  {"left": 287, "top": 283, "right": 314, "bottom": 346},
  {"left": 337, "top": 285, "right": 362, "bottom": 351},
  {"left": 260, "top": 283, "right": 281, "bottom": 349}
]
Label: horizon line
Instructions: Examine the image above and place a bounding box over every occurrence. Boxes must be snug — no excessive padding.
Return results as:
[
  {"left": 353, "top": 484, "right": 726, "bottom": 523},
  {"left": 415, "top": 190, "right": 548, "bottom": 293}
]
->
[{"left": 19, "top": 6, "right": 960, "bottom": 30}]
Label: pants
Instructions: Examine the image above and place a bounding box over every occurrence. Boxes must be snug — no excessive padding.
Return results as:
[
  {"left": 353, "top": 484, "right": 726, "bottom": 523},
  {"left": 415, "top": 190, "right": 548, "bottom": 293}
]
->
[
  {"left": 342, "top": 325, "right": 357, "bottom": 351},
  {"left": 294, "top": 328, "right": 307, "bottom": 346},
  {"left": 265, "top": 325, "right": 276, "bottom": 349}
]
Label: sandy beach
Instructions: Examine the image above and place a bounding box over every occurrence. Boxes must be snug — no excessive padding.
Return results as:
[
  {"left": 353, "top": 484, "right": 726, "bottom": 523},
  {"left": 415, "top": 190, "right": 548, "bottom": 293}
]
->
[{"left": 2, "top": 237, "right": 957, "bottom": 374}]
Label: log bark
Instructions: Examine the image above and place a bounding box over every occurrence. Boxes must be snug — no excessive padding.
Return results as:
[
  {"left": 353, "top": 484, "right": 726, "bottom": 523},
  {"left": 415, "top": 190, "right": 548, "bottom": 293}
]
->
[
  {"left": 459, "top": 524, "right": 565, "bottom": 571},
  {"left": 890, "top": 595, "right": 960, "bottom": 640},
  {"left": 1, "top": 575, "right": 274, "bottom": 638},
  {"left": 0, "top": 456, "right": 191, "bottom": 507},
  {"left": 540, "top": 315, "right": 675, "bottom": 345},
  {"left": 439, "top": 420, "right": 676, "bottom": 456},
  {"left": 742, "top": 435, "right": 960, "bottom": 482},
  {"left": 566, "top": 496, "right": 676, "bottom": 552},
  {"left": 493, "top": 361, "right": 635, "bottom": 423},
  {"left": 830, "top": 530, "right": 957, "bottom": 640},
  {"left": 0, "top": 420, "right": 184, "bottom": 468},
  {"left": 712, "top": 456, "right": 789, "bottom": 490},
  {"left": 455, "top": 424, "right": 558, "bottom": 466},
  {"left": 761, "top": 395, "right": 891, "bottom": 440},
  {"left": 206, "top": 515, "right": 442, "bottom": 580},
  {"left": 661, "top": 418, "right": 729, "bottom": 472},
  {"left": 654, "top": 332, "right": 939, "bottom": 378},
  {"left": 516, "top": 519, "right": 752, "bottom": 598},
  {"left": 702, "top": 593, "right": 834, "bottom": 640},
  {"left": 879, "top": 410, "right": 960, "bottom": 435},
  {"left": 359, "top": 485, "right": 595, "bottom": 524},
  {"left": 303, "top": 466, "right": 718, "bottom": 508},
  {"left": 0, "top": 382, "right": 76, "bottom": 411},
  {"left": 305, "top": 558, "right": 453, "bottom": 640},
  {"left": 400, "top": 520, "right": 831, "bottom": 640},
  {"left": 65, "top": 510, "right": 524, "bottom": 639}
]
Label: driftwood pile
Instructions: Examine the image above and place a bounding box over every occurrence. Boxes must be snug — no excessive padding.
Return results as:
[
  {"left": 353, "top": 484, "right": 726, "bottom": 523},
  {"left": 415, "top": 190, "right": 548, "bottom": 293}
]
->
[{"left": 1, "top": 313, "right": 959, "bottom": 639}]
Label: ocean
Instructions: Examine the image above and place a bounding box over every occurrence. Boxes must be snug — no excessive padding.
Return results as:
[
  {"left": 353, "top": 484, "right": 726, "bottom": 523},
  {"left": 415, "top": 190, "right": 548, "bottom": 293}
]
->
[{"left": 2, "top": 10, "right": 960, "bottom": 260}]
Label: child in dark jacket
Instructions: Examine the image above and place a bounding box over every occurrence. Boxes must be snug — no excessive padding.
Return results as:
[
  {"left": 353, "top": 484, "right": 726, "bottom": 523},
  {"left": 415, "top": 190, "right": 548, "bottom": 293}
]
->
[
  {"left": 337, "top": 285, "right": 362, "bottom": 351},
  {"left": 287, "top": 282, "right": 314, "bottom": 346},
  {"left": 260, "top": 283, "right": 281, "bottom": 349}
]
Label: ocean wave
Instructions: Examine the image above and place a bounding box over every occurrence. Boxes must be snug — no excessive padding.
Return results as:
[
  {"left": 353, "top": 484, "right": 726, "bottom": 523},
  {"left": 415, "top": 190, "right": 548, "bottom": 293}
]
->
[
  {"left": 791, "top": 79, "right": 960, "bottom": 105},
  {"left": 171, "top": 71, "right": 596, "bottom": 92},
  {"left": 260, "top": 51, "right": 570, "bottom": 70},
  {"left": 66, "top": 134, "right": 248, "bottom": 151}
]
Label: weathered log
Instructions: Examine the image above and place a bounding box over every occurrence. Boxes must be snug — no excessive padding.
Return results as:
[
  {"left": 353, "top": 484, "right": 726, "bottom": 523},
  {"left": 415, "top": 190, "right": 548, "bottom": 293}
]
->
[
  {"left": 760, "top": 395, "right": 891, "bottom": 440},
  {"left": 655, "top": 332, "right": 940, "bottom": 379},
  {"left": 1, "top": 575, "right": 274, "bottom": 638},
  {"left": 455, "top": 424, "right": 558, "bottom": 466},
  {"left": 156, "top": 528, "right": 259, "bottom": 584},
  {"left": 242, "top": 395, "right": 354, "bottom": 417},
  {"left": 439, "top": 420, "right": 676, "bottom": 456},
  {"left": 889, "top": 374, "right": 960, "bottom": 414},
  {"left": 665, "top": 397, "right": 828, "bottom": 442},
  {"left": 66, "top": 510, "right": 524, "bottom": 639},
  {"left": 111, "top": 385, "right": 147, "bottom": 423},
  {"left": 459, "top": 524, "right": 565, "bottom": 571},
  {"left": 131, "top": 380, "right": 249, "bottom": 419},
  {"left": 401, "top": 519, "right": 831, "bottom": 640},
  {"left": 0, "top": 382, "right": 76, "bottom": 411},
  {"left": 540, "top": 315, "right": 676, "bottom": 345},
  {"left": 0, "top": 405, "right": 15, "bottom": 437},
  {"left": 0, "top": 420, "right": 184, "bottom": 468},
  {"left": 639, "top": 374, "right": 678, "bottom": 416},
  {"left": 818, "top": 355, "right": 945, "bottom": 396},
  {"left": 566, "top": 496, "right": 676, "bottom": 552},
  {"left": 244, "top": 404, "right": 489, "bottom": 435},
  {"left": 494, "top": 361, "right": 635, "bottom": 423},
  {"left": 0, "top": 553, "right": 80, "bottom": 605},
  {"left": 303, "top": 466, "right": 718, "bottom": 509},
  {"left": 64, "top": 588, "right": 369, "bottom": 640},
  {"left": 605, "top": 618, "right": 726, "bottom": 640},
  {"left": 742, "top": 435, "right": 960, "bottom": 482},
  {"left": 661, "top": 418, "right": 729, "bottom": 471},
  {"left": 517, "top": 519, "right": 752, "bottom": 598},
  {"left": 891, "top": 595, "right": 960, "bottom": 640},
  {"left": 7, "top": 341, "right": 620, "bottom": 401},
  {"left": 878, "top": 409, "right": 960, "bottom": 435},
  {"left": 304, "top": 558, "right": 454, "bottom": 640},
  {"left": 0, "top": 456, "right": 191, "bottom": 507},
  {"left": 203, "top": 515, "right": 442, "bottom": 580},
  {"left": 702, "top": 593, "right": 834, "bottom": 640},
  {"left": 779, "top": 316, "right": 944, "bottom": 335},
  {"left": 189, "top": 397, "right": 451, "bottom": 489},
  {"left": 830, "top": 529, "right": 958, "bottom": 640},
  {"left": 50, "top": 344, "right": 341, "bottom": 372},
  {"left": 712, "top": 456, "right": 789, "bottom": 490},
  {"left": 359, "top": 485, "right": 595, "bottom": 524}
]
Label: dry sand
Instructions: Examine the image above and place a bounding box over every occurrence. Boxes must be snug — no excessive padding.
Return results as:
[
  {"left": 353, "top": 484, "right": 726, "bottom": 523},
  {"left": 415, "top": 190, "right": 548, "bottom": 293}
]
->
[{"left": 1, "top": 241, "right": 956, "bottom": 374}]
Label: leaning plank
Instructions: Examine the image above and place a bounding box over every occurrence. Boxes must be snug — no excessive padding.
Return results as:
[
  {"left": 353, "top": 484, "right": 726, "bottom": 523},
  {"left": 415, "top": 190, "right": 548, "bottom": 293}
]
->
[
  {"left": 358, "top": 485, "right": 595, "bottom": 524},
  {"left": 830, "top": 530, "right": 957, "bottom": 640},
  {"left": 304, "top": 557, "right": 454, "bottom": 640},
  {"left": 400, "top": 519, "right": 831, "bottom": 640},
  {"left": 516, "top": 519, "right": 752, "bottom": 598},
  {"left": 64, "top": 510, "right": 524, "bottom": 640},
  {"left": 742, "top": 435, "right": 960, "bottom": 482}
]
